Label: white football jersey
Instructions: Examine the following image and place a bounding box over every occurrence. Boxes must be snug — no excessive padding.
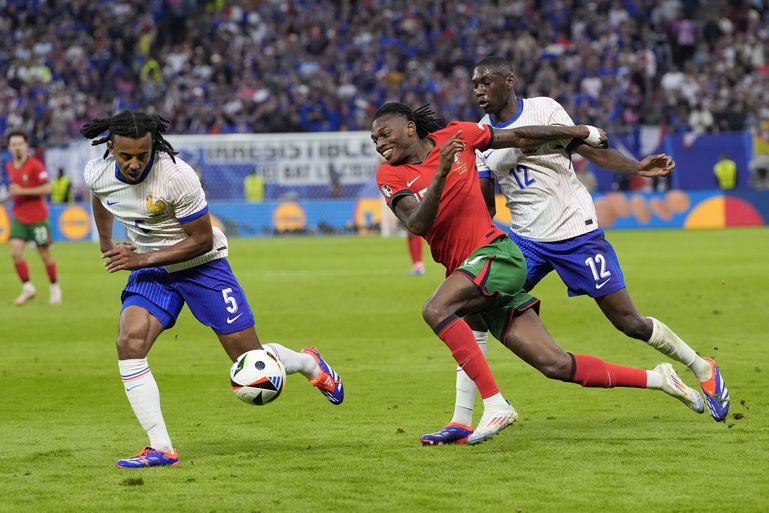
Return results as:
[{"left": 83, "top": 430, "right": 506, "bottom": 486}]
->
[
  {"left": 85, "top": 152, "right": 228, "bottom": 272},
  {"left": 477, "top": 97, "right": 597, "bottom": 242}
]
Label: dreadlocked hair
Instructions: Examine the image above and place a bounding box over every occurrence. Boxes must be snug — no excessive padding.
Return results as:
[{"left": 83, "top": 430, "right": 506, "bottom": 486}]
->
[
  {"left": 373, "top": 102, "right": 446, "bottom": 139},
  {"left": 80, "top": 111, "right": 178, "bottom": 162}
]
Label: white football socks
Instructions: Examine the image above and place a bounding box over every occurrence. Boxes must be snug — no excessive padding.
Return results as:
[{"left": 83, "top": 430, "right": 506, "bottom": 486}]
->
[
  {"left": 264, "top": 343, "right": 319, "bottom": 379},
  {"left": 482, "top": 392, "right": 510, "bottom": 411},
  {"left": 450, "top": 330, "right": 487, "bottom": 426},
  {"left": 646, "top": 317, "right": 712, "bottom": 381},
  {"left": 118, "top": 358, "right": 173, "bottom": 453},
  {"left": 645, "top": 369, "right": 664, "bottom": 389}
]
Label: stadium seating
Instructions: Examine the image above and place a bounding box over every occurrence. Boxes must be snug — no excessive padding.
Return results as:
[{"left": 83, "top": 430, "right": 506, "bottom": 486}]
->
[{"left": 1, "top": 0, "right": 767, "bottom": 148}]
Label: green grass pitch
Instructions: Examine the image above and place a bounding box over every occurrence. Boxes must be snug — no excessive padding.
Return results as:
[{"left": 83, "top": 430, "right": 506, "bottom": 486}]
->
[{"left": 1, "top": 228, "right": 767, "bottom": 512}]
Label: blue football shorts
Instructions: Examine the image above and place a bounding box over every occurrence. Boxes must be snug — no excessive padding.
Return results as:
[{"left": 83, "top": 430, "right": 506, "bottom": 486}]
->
[
  {"left": 508, "top": 228, "right": 626, "bottom": 298},
  {"left": 120, "top": 257, "right": 255, "bottom": 334}
]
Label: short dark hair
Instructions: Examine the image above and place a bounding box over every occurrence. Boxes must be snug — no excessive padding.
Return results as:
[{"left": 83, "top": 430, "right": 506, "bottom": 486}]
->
[
  {"left": 373, "top": 103, "right": 446, "bottom": 139},
  {"left": 475, "top": 56, "right": 515, "bottom": 77},
  {"left": 80, "top": 111, "right": 177, "bottom": 162},
  {"left": 6, "top": 130, "right": 28, "bottom": 144}
]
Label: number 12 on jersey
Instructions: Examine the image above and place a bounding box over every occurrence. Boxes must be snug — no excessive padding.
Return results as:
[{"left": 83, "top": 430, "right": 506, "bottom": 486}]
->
[{"left": 509, "top": 165, "right": 536, "bottom": 189}]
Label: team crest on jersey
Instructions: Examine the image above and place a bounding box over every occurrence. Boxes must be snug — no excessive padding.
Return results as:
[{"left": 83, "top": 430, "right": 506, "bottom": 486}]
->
[
  {"left": 146, "top": 195, "right": 168, "bottom": 216},
  {"left": 380, "top": 185, "right": 392, "bottom": 198}
]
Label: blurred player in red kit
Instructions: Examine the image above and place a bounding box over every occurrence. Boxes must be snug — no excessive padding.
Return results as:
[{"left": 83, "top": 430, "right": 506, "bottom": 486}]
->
[{"left": 5, "top": 130, "right": 61, "bottom": 305}]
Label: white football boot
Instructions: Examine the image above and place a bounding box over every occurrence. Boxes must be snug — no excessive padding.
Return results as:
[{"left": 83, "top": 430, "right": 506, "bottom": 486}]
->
[
  {"left": 49, "top": 283, "right": 62, "bottom": 305},
  {"left": 655, "top": 363, "right": 704, "bottom": 414},
  {"left": 14, "top": 282, "right": 37, "bottom": 306},
  {"left": 467, "top": 402, "right": 517, "bottom": 445}
]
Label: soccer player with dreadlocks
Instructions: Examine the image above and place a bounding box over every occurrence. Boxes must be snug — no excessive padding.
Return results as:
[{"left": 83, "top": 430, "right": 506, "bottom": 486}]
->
[
  {"left": 372, "top": 103, "right": 704, "bottom": 445},
  {"left": 81, "top": 111, "right": 344, "bottom": 468}
]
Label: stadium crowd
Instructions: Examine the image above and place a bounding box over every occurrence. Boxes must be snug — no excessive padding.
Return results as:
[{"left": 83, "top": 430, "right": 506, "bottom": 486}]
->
[{"left": 1, "top": 0, "right": 768, "bottom": 147}]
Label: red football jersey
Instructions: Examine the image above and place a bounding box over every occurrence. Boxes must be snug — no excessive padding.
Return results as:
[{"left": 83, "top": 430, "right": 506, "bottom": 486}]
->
[
  {"left": 6, "top": 156, "right": 49, "bottom": 223},
  {"left": 377, "top": 121, "right": 505, "bottom": 273}
]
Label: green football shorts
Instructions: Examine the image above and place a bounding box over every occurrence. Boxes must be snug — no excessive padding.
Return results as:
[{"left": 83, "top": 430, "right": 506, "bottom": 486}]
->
[
  {"left": 453, "top": 236, "right": 540, "bottom": 342},
  {"left": 10, "top": 218, "right": 52, "bottom": 247}
]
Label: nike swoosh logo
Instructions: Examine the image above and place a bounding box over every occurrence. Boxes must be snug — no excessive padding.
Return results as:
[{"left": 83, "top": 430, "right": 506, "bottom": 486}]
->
[
  {"left": 464, "top": 256, "right": 484, "bottom": 266},
  {"left": 126, "top": 384, "right": 144, "bottom": 392},
  {"left": 107, "top": 200, "right": 119, "bottom": 206},
  {"left": 595, "top": 278, "right": 611, "bottom": 289},
  {"left": 227, "top": 313, "right": 243, "bottom": 324},
  {"left": 406, "top": 177, "right": 419, "bottom": 187}
]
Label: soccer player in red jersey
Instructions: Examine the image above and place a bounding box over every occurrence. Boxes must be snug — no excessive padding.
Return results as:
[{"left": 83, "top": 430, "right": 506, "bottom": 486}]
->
[
  {"left": 5, "top": 131, "right": 61, "bottom": 305},
  {"left": 373, "top": 103, "right": 705, "bottom": 445}
]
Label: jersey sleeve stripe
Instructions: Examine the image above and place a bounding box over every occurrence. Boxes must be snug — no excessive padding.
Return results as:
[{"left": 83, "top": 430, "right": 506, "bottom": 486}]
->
[
  {"left": 388, "top": 189, "right": 413, "bottom": 209},
  {"left": 177, "top": 205, "right": 208, "bottom": 224},
  {"left": 485, "top": 126, "right": 495, "bottom": 150}
]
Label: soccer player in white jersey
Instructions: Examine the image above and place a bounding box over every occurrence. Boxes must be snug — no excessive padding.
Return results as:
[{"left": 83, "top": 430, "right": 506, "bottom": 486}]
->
[
  {"left": 420, "top": 57, "right": 729, "bottom": 445},
  {"left": 81, "top": 111, "right": 344, "bottom": 468}
]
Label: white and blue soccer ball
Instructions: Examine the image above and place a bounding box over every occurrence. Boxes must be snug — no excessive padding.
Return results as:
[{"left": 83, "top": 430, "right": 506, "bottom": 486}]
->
[{"left": 230, "top": 349, "right": 285, "bottom": 405}]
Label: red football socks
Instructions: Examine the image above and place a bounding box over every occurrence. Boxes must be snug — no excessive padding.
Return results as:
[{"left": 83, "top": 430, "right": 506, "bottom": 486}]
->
[
  {"left": 570, "top": 353, "right": 647, "bottom": 388},
  {"left": 45, "top": 262, "right": 58, "bottom": 283},
  {"left": 435, "top": 315, "right": 500, "bottom": 398},
  {"left": 407, "top": 233, "right": 422, "bottom": 264},
  {"left": 14, "top": 260, "right": 30, "bottom": 283}
]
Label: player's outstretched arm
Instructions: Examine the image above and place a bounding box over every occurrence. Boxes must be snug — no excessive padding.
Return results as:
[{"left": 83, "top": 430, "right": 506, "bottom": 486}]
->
[
  {"left": 393, "top": 132, "right": 464, "bottom": 236},
  {"left": 492, "top": 125, "right": 607, "bottom": 149},
  {"left": 102, "top": 213, "right": 215, "bottom": 273},
  {"left": 575, "top": 145, "right": 675, "bottom": 177}
]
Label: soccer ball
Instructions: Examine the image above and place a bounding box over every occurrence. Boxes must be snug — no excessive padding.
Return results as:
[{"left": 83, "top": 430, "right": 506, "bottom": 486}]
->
[{"left": 230, "top": 349, "right": 285, "bottom": 405}]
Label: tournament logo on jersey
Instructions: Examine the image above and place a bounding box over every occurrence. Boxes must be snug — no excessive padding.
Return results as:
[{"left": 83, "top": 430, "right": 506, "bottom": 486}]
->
[
  {"left": 146, "top": 195, "right": 168, "bottom": 216},
  {"left": 380, "top": 184, "right": 392, "bottom": 198},
  {"left": 452, "top": 154, "right": 467, "bottom": 175}
]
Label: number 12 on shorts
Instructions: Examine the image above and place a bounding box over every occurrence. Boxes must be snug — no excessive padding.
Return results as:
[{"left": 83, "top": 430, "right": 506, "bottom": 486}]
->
[{"left": 585, "top": 254, "right": 611, "bottom": 281}]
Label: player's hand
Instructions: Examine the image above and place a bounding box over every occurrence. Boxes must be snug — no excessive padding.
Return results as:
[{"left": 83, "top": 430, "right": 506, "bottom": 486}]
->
[
  {"left": 637, "top": 154, "right": 675, "bottom": 177},
  {"left": 581, "top": 125, "right": 608, "bottom": 148},
  {"left": 102, "top": 244, "right": 141, "bottom": 273},
  {"left": 438, "top": 131, "right": 464, "bottom": 176},
  {"left": 9, "top": 183, "right": 22, "bottom": 195}
]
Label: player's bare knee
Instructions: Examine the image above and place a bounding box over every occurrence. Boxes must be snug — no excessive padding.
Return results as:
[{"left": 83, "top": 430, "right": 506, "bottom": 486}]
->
[
  {"left": 421, "top": 300, "right": 446, "bottom": 328},
  {"left": 116, "top": 322, "right": 153, "bottom": 358},
  {"left": 115, "top": 334, "right": 150, "bottom": 359}
]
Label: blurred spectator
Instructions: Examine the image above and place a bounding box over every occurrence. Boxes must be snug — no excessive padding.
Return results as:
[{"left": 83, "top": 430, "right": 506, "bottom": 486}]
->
[
  {"left": 0, "top": 0, "right": 768, "bottom": 148},
  {"left": 688, "top": 102, "right": 715, "bottom": 133},
  {"left": 573, "top": 156, "right": 598, "bottom": 193},
  {"left": 748, "top": 153, "right": 769, "bottom": 190},
  {"left": 50, "top": 168, "right": 71, "bottom": 204},
  {"left": 244, "top": 167, "right": 265, "bottom": 203},
  {"left": 713, "top": 153, "right": 738, "bottom": 190}
]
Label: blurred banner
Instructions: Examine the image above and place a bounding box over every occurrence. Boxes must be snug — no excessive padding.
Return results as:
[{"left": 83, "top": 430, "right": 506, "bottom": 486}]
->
[
  {"left": 53, "top": 132, "right": 381, "bottom": 201},
  {"left": 43, "top": 128, "right": 769, "bottom": 198},
  {"left": 0, "top": 189, "right": 766, "bottom": 244},
  {"left": 3, "top": 128, "right": 762, "bottom": 242}
]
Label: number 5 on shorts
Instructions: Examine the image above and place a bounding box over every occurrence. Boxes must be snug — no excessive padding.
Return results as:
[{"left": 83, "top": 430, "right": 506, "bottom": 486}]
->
[{"left": 222, "top": 287, "right": 239, "bottom": 314}]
